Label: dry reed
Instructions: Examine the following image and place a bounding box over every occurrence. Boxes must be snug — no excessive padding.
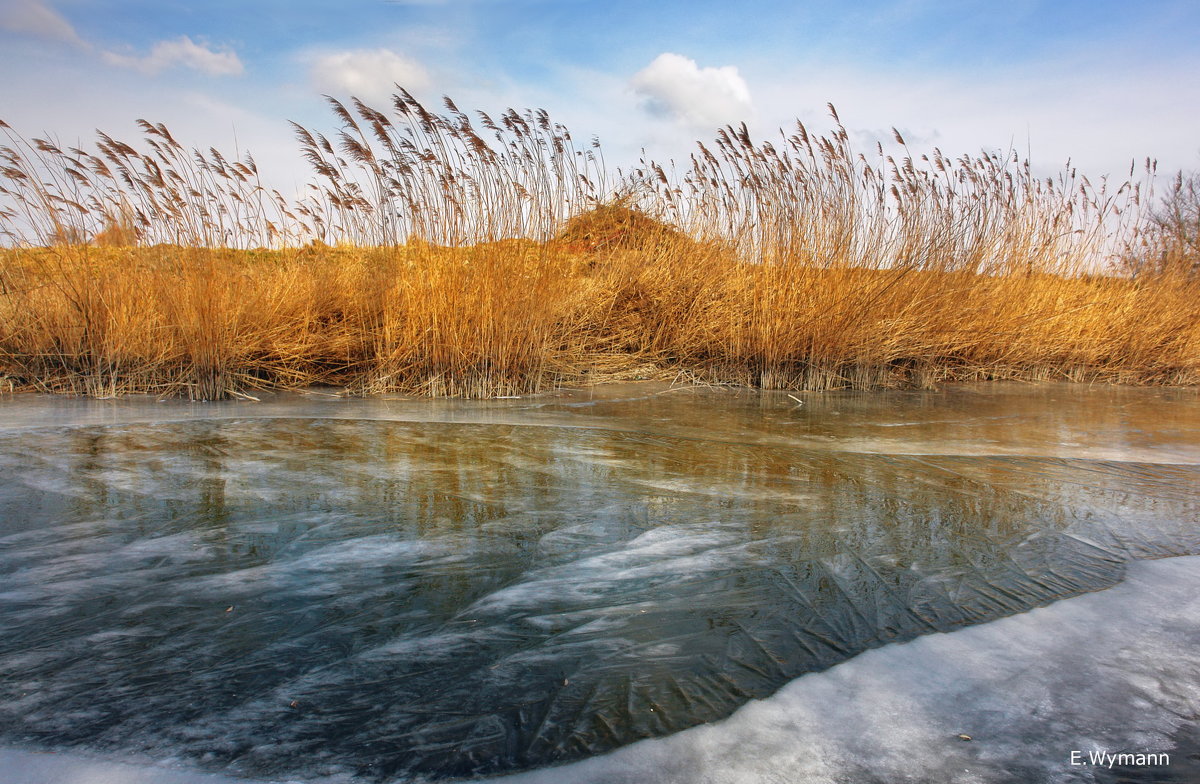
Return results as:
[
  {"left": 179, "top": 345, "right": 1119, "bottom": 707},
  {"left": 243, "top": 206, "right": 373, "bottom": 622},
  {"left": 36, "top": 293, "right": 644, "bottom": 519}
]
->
[{"left": 0, "top": 93, "right": 1196, "bottom": 399}]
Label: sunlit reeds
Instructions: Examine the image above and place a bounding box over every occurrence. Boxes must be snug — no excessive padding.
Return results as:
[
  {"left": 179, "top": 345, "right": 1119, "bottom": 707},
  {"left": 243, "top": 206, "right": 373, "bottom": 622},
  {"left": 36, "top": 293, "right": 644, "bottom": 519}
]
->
[{"left": 0, "top": 92, "right": 1196, "bottom": 398}]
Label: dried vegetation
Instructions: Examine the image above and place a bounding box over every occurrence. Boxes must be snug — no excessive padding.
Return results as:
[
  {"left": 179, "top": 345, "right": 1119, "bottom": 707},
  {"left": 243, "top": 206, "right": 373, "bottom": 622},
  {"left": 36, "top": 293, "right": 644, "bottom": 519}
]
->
[{"left": 0, "top": 92, "right": 1196, "bottom": 398}]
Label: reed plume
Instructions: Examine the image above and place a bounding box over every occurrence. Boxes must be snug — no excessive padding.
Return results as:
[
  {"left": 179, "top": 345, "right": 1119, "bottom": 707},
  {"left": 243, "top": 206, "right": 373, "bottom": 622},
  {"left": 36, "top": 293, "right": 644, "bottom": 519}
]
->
[{"left": 0, "top": 93, "right": 1195, "bottom": 399}]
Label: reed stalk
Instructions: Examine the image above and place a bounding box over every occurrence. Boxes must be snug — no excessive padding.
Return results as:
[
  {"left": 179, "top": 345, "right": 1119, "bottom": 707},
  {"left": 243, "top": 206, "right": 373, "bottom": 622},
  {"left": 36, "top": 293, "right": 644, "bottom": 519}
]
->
[{"left": 0, "top": 94, "right": 1195, "bottom": 398}]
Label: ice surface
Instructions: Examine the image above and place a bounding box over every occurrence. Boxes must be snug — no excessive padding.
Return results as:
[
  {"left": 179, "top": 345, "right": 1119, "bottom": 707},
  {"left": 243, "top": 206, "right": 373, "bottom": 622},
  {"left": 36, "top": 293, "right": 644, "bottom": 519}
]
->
[
  {"left": 0, "top": 746, "right": 268, "bottom": 784},
  {"left": 490, "top": 555, "right": 1200, "bottom": 784},
  {"left": 3, "top": 555, "right": 1198, "bottom": 783},
  {"left": 0, "top": 383, "right": 1198, "bottom": 781},
  {"left": 1, "top": 382, "right": 1198, "bottom": 466}
]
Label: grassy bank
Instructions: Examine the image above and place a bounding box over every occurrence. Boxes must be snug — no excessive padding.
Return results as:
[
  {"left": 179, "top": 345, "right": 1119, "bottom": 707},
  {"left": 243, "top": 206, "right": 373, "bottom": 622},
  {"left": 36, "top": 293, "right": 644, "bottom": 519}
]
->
[
  {"left": 2, "top": 238, "right": 1196, "bottom": 399},
  {"left": 1, "top": 92, "right": 1197, "bottom": 398}
]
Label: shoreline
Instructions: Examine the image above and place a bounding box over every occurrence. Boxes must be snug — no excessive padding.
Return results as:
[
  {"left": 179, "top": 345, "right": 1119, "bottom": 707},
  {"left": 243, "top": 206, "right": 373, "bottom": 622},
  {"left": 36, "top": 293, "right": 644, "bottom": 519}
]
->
[
  {"left": 3, "top": 243, "right": 1197, "bottom": 401},
  {"left": 1, "top": 372, "right": 1198, "bottom": 403}
]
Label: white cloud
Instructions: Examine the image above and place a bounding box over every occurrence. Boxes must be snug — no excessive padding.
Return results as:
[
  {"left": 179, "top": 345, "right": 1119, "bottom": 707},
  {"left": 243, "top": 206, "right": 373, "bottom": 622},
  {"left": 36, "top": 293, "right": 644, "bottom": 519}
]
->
[
  {"left": 630, "top": 53, "right": 752, "bottom": 131},
  {"left": 0, "top": 0, "right": 86, "bottom": 47},
  {"left": 102, "top": 36, "right": 243, "bottom": 76},
  {"left": 309, "top": 48, "right": 430, "bottom": 105}
]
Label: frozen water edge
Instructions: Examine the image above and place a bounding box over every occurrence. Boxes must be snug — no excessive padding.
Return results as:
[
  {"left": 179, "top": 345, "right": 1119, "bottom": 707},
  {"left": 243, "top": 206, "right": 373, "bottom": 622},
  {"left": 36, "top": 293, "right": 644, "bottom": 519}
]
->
[
  {"left": 5, "top": 555, "right": 1200, "bottom": 784},
  {"left": 493, "top": 554, "right": 1200, "bottom": 784},
  {"left": 1, "top": 384, "right": 1198, "bottom": 466}
]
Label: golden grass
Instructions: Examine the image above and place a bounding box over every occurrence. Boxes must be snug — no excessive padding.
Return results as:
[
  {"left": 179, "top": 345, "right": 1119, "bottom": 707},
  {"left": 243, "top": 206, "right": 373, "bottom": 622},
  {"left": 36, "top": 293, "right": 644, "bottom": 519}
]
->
[
  {"left": 1, "top": 234, "right": 1196, "bottom": 399},
  {"left": 1, "top": 92, "right": 1197, "bottom": 398}
]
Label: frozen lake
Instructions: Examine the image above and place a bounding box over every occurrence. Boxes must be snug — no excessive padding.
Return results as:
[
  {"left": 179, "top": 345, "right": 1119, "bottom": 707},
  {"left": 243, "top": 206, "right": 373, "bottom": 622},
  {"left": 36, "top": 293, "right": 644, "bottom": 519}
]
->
[{"left": 1, "top": 382, "right": 1198, "bottom": 783}]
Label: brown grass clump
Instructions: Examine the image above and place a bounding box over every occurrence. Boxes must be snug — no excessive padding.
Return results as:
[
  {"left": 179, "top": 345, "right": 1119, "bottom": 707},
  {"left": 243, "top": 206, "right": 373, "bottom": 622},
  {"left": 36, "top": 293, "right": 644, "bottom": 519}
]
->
[
  {"left": 1, "top": 92, "right": 1198, "bottom": 398},
  {"left": 91, "top": 212, "right": 140, "bottom": 247},
  {"left": 556, "top": 202, "right": 687, "bottom": 253}
]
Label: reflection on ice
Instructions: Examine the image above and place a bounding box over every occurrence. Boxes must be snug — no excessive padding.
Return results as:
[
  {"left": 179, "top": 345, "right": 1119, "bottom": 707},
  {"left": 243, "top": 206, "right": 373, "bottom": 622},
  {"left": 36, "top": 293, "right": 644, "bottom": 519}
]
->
[{"left": 0, "top": 383, "right": 1198, "bottom": 781}]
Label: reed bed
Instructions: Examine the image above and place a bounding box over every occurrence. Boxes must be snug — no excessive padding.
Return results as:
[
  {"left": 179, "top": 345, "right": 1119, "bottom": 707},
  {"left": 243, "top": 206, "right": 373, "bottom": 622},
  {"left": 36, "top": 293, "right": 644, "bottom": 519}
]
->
[{"left": 0, "top": 92, "right": 1196, "bottom": 398}]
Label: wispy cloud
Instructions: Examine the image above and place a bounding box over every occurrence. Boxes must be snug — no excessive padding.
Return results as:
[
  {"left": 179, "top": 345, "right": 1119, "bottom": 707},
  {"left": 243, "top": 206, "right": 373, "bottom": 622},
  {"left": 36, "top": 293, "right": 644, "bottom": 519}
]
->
[
  {"left": 630, "top": 53, "right": 752, "bottom": 131},
  {"left": 102, "top": 36, "right": 243, "bottom": 76},
  {"left": 0, "top": 0, "right": 86, "bottom": 47},
  {"left": 309, "top": 48, "right": 430, "bottom": 104}
]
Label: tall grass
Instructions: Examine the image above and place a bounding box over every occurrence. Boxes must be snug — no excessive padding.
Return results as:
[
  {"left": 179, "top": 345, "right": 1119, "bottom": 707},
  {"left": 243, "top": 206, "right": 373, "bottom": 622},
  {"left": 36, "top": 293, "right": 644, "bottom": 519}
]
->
[{"left": 0, "top": 92, "right": 1196, "bottom": 398}]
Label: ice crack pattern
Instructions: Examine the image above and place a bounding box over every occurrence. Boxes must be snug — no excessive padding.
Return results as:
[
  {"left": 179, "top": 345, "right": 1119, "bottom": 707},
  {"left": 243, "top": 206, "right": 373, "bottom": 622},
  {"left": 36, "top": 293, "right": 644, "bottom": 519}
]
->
[{"left": 0, "top": 384, "right": 1198, "bottom": 781}]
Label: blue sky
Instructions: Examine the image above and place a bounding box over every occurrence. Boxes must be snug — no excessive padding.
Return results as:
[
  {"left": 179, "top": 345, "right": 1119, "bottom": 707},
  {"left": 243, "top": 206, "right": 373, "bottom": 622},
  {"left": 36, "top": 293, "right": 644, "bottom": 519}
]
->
[{"left": 2, "top": 0, "right": 1198, "bottom": 193}]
